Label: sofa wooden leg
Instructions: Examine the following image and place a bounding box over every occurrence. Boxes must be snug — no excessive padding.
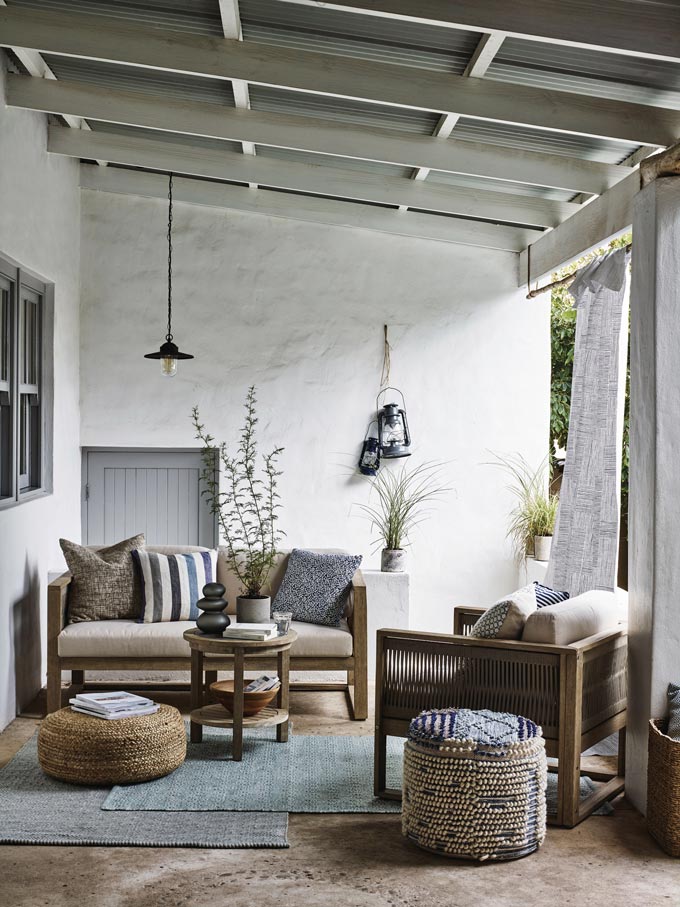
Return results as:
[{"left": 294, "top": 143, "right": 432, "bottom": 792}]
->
[
  {"left": 71, "top": 670, "right": 84, "bottom": 687},
  {"left": 618, "top": 726, "right": 626, "bottom": 777},
  {"left": 46, "top": 659, "right": 62, "bottom": 715}
]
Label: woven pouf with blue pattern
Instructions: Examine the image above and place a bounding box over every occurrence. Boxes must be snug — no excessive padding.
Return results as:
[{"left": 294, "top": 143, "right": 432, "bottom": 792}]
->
[{"left": 402, "top": 708, "right": 547, "bottom": 862}]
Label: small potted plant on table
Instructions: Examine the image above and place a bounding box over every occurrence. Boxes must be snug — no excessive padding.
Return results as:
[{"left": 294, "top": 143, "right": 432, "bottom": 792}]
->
[
  {"left": 492, "top": 453, "right": 559, "bottom": 563},
  {"left": 193, "top": 386, "right": 284, "bottom": 622}
]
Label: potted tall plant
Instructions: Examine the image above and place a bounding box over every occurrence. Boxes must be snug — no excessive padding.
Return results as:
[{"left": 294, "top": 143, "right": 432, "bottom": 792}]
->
[
  {"left": 358, "top": 462, "right": 449, "bottom": 572},
  {"left": 491, "top": 453, "right": 559, "bottom": 562},
  {"left": 193, "top": 386, "right": 284, "bottom": 622}
]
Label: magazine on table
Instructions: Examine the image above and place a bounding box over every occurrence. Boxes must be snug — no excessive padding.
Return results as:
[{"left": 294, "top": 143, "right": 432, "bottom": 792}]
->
[
  {"left": 72, "top": 691, "right": 154, "bottom": 713},
  {"left": 222, "top": 622, "right": 277, "bottom": 641},
  {"left": 244, "top": 674, "right": 280, "bottom": 693},
  {"left": 70, "top": 703, "right": 160, "bottom": 720}
]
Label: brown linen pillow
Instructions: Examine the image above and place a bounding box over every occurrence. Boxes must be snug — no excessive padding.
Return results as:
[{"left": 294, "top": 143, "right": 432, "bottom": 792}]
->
[{"left": 59, "top": 534, "right": 145, "bottom": 622}]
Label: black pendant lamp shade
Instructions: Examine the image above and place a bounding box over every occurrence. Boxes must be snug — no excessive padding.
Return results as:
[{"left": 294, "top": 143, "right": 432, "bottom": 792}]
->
[{"left": 144, "top": 172, "right": 194, "bottom": 376}]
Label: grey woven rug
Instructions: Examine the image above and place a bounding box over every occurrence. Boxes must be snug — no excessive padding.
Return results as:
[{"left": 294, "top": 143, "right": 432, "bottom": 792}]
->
[
  {"left": 0, "top": 736, "right": 288, "bottom": 848},
  {"left": 103, "top": 728, "right": 611, "bottom": 816}
]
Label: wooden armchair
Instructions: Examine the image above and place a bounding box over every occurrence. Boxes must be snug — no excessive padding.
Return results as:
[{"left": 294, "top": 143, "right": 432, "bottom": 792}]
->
[{"left": 374, "top": 606, "right": 627, "bottom": 827}]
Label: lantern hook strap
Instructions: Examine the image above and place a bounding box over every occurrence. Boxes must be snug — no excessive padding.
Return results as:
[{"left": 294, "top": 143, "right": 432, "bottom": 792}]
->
[
  {"left": 376, "top": 386, "right": 406, "bottom": 412},
  {"left": 380, "top": 324, "right": 391, "bottom": 388}
]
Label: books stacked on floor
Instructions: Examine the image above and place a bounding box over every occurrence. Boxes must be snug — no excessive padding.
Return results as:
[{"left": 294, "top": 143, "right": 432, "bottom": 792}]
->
[
  {"left": 69, "top": 691, "right": 160, "bottom": 720},
  {"left": 245, "top": 674, "right": 280, "bottom": 693},
  {"left": 222, "top": 622, "right": 277, "bottom": 641}
]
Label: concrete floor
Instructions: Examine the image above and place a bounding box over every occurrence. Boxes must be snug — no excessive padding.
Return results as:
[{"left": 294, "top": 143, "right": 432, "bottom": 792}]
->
[{"left": 1, "top": 687, "right": 678, "bottom": 907}]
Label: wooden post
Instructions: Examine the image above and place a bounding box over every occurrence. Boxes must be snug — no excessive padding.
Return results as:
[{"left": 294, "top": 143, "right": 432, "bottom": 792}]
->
[
  {"left": 190, "top": 648, "right": 203, "bottom": 743},
  {"left": 232, "top": 648, "right": 244, "bottom": 761},
  {"left": 277, "top": 647, "right": 290, "bottom": 743}
]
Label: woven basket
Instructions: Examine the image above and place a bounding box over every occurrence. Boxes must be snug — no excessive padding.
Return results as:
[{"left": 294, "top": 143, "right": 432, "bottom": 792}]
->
[
  {"left": 647, "top": 718, "right": 680, "bottom": 856},
  {"left": 402, "top": 714, "right": 547, "bottom": 862},
  {"left": 38, "top": 704, "right": 186, "bottom": 786}
]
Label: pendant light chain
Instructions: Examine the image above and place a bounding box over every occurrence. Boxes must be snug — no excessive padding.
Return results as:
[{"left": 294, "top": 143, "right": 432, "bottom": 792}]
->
[{"left": 166, "top": 172, "right": 173, "bottom": 342}]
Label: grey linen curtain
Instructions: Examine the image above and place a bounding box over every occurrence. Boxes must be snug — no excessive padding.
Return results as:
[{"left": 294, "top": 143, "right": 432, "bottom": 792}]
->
[{"left": 545, "top": 246, "right": 630, "bottom": 596}]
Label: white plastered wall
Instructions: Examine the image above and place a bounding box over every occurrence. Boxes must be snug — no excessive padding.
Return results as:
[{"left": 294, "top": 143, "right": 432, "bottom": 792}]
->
[
  {"left": 0, "top": 56, "right": 81, "bottom": 730},
  {"left": 80, "top": 188, "right": 549, "bottom": 633}
]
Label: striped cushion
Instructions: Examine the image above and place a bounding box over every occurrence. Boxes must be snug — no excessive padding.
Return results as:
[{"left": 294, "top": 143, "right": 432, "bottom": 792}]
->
[
  {"left": 132, "top": 549, "right": 217, "bottom": 623},
  {"left": 533, "top": 582, "right": 569, "bottom": 608}
]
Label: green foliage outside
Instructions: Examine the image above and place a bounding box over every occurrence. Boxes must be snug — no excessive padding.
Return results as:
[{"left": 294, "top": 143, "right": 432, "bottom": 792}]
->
[{"left": 550, "top": 233, "right": 631, "bottom": 520}]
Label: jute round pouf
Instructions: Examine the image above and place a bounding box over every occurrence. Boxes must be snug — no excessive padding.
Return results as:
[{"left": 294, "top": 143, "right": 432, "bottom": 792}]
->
[
  {"left": 402, "top": 708, "right": 547, "bottom": 862},
  {"left": 38, "top": 704, "right": 186, "bottom": 786}
]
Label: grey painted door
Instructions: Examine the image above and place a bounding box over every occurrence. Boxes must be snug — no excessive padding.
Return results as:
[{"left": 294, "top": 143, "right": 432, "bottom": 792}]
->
[{"left": 83, "top": 449, "right": 216, "bottom": 547}]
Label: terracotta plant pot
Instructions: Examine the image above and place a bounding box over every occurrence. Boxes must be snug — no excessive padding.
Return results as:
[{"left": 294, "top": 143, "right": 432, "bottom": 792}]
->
[
  {"left": 236, "top": 595, "right": 271, "bottom": 623},
  {"left": 381, "top": 548, "right": 406, "bottom": 573},
  {"left": 534, "top": 536, "right": 552, "bottom": 562},
  {"left": 210, "top": 680, "right": 280, "bottom": 717}
]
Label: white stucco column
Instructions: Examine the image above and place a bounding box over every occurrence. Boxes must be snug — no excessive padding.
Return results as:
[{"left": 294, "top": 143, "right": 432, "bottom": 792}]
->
[
  {"left": 363, "top": 571, "right": 410, "bottom": 680},
  {"left": 627, "top": 176, "right": 680, "bottom": 813}
]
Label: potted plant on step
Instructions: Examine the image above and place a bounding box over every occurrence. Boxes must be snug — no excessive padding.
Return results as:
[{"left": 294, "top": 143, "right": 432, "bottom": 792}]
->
[
  {"left": 193, "top": 386, "right": 284, "bottom": 622},
  {"left": 358, "top": 462, "right": 449, "bottom": 572},
  {"left": 491, "top": 453, "right": 559, "bottom": 562}
]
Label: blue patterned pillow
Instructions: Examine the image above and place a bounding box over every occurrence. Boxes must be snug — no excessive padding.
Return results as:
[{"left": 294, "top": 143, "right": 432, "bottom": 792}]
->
[
  {"left": 534, "top": 581, "right": 570, "bottom": 608},
  {"left": 273, "top": 549, "right": 362, "bottom": 627},
  {"left": 470, "top": 584, "right": 537, "bottom": 639}
]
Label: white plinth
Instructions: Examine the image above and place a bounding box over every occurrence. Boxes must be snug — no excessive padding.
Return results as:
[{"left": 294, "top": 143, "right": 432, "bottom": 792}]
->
[
  {"left": 517, "top": 557, "right": 548, "bottom": 587},
  {"left": 363, "top": 570, "right": 410, "bottom": 680}
]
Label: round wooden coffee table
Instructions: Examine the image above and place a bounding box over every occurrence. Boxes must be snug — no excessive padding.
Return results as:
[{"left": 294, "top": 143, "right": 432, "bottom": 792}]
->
[{"left": 183, "top": 627, "right": 297, "bottom": 761}]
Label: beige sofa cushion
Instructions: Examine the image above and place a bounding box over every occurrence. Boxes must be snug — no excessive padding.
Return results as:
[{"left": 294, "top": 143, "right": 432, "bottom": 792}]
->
[
  {"left": 521, "top": 591, "right": 622, "bottom": 645},
  {"left": 58, "top": 619, "right": 353, "bottom": 659}
]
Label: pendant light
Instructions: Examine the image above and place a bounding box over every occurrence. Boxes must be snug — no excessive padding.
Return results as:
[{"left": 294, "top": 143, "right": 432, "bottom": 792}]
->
[{"left": 144, "top": 172, "right": 194, "bottom": 376}]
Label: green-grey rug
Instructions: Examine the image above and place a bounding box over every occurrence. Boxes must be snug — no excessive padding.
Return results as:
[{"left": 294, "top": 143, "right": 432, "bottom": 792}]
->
[
  {"left": 103, "top": 728, "right": 612, "bottom": 817},
  {"left": 0, "top": 736, "right": 288, "bottom": 848}
]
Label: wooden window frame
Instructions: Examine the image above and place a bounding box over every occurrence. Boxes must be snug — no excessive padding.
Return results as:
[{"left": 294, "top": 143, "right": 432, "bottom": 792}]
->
[{"left": 0, "top": 252, "right": 54, "bottom": 510}]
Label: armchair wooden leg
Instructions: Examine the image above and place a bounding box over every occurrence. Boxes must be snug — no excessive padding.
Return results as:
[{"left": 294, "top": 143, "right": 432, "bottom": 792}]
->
[
  {"left": 374, "top": 727, "right": 387, "bottom": 797},
  {"left": 71, "top": 670, "right": 84, "bottom": 688},
  {"left": 618, "top": 726, "right": 626, "bottom": 777},
  {"left": 46, "top": 658, "right": 62, "bottom": 715},
  {"left": 205, "top": 670, "right": 218, "bottom": 702}
]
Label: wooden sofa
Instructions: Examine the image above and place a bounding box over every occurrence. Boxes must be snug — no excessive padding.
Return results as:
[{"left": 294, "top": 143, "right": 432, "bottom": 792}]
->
[
  {"left": 374, "top": 605, "right": 627, "bottom": 827},
  {"left": 47, "top": 545, "right": 367, "bottom": 720}
]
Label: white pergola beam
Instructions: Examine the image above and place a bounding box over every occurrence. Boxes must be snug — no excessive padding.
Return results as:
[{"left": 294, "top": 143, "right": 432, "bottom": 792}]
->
[
  {"left": 0, "top": 7, "right": 678, "bottom": 147},
  {"left": 217, "top": 0, "right": 256, "bottom": 171},
  {"left": 277, "top": 0, "right": 680, "bottom": 65},
  {"left": 6, "top": 75, "right": 631, "bottom": 197},
  {"left": 519, "top": 171, "right": 639, "bottom": 285},
  {"left": 48, "top": 125, "right": 579, "bottom": 228},
  {"left": 413, "top": 32, "right": 505, "bottom": 182},
  {"left": 80, "top": 164, "right": 538, "bottom": 253}
]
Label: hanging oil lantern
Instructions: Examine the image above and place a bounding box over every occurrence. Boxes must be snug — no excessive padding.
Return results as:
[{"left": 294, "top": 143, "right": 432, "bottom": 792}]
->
[
  {"left": 377, "top": 387, "right": 411, "bottom": 458},
  {"left": 358, "top": 421, "right": 381, "bottom": 476}
]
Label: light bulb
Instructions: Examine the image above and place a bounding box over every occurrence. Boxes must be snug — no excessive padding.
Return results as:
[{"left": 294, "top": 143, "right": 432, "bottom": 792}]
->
[{"left": 161, "top": 356, "right": 177, "bottom": 377}]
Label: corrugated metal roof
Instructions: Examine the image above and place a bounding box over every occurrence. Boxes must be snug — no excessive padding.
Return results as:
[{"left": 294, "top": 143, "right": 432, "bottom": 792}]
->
[
  {"left": 451, "top": 118, "right": 641, "bottom": 166},
  {"left": 89, "top": 121, "right": 243, "bottom": 155},
  {"left": 254, "top": 145, "right": 410, "bottom": 179},
  {"left": 487, "top": 37, "right": 680, "bottom": 111},
  {"left": 5, "top": 0, "right": 223, "bottom": 36},
  {"left": 44, "top": 56, "right": 235, "bottom": 106},
  {"left": 425, "top": 170, "right": 575, "bottom": 203},
  {"left": 240, "top": 0, "right": 481, "bottom": 73},
  {"left": 249, "top": 86, "right": 439, "bottom": 136}
]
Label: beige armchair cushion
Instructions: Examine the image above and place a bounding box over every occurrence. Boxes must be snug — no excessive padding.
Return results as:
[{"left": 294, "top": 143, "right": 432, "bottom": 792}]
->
[
  {"left": 58, "top": 619, "right": 353, "bottom": 659},
  {"left": 521, "top": 590, "right": 621, "bottom": 645}
]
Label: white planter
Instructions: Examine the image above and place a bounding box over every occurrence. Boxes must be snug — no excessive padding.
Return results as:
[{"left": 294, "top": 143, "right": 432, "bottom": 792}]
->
[
  {"left": 381, "top": 548, "right": 407, "bottom": 573},
  {"left": 236, "top": 595, "right": 271, "bottom": 623},
  {"left": 534, "top": 536, "right": 552, "bottom": 562}
]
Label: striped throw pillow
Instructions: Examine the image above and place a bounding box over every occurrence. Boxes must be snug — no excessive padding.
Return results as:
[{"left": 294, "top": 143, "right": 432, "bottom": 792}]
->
[
  {"left": 533, "top": 581, "right": 570, "bottom": 608},
  {"left": 132, "top": 550, "right": 217, "bottom": 623}
]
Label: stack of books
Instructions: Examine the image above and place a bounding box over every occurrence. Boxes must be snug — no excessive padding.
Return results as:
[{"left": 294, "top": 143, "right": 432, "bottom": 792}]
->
[
  {"left": 222, "top": 622, "right": 277, "bottom": 641},
  {"left": 245, "top": 674, "right": 280, "bottom": 692},
  {"left": 69, "top": 691, "right": 160, "bottom": 720}
]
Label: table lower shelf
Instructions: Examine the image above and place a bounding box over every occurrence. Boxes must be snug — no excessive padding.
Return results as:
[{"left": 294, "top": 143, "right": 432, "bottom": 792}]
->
[{"left": 190, "top": 703, "right": 289, "bottom": 728}]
